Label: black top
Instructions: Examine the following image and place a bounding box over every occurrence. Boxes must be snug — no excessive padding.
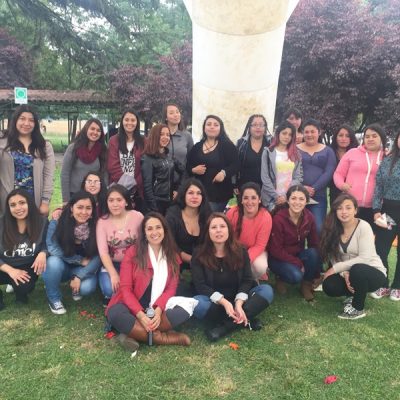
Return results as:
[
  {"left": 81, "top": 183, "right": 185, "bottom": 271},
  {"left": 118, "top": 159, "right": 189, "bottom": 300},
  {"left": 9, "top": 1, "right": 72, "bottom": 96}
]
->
[{"left": 238, "top": 144, "right": 263, "bottom": 188}]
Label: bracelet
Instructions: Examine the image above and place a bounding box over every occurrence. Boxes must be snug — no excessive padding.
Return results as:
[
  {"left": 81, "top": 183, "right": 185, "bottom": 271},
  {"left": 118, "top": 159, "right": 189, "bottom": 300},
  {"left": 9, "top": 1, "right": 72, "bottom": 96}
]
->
[{"left": 220, "top": 169, "right": 226, "bottom": 177}]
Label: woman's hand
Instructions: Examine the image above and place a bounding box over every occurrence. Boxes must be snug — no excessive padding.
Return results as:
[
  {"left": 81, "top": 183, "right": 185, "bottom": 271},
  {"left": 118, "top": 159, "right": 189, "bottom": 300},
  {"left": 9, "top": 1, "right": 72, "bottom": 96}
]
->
[
  {"left": 81, "top": 258, "right": 90, "bottom": 267},
  {"left": 192, "top": 164, "right": 206, "bottom": 175},
  {"left": 323, "top": 267, "right": 336, "bottom": 281},
  {"left": 148, "top": 307, "right": 162, "bottom": 331},
  {"left": 304, "top": 185, "right": 315, "bottom": 197},
  {"left": 374, "top": 212, "right": 382, "bottom": 222},
  {"left": 172, "top": 190, "right": 178, "bottom": 200},
  {"left": 234, "top": 300, "right": 248, "bottom": 326},
  {"left": 51, "top": 208, "right": 62, "bottom": 221},
  {"left": 136, "top": 311, "right": 153, "bottom": 332},
  {"left": 8, "top": 267, "right": 31, "bottom": 286},
  {"left": 32, "top": 251, "right": 47, "bottom": 275},
  {"left": 343, "top": 271, "right": 354, "bottom": 294},
  {"left": 212, "top": 171, "right": 225, "bottom": 183},
  {"left": 341, "top": 183, "right": 352, "bottom": 192},
  {"left": 275, "top": 195, "right": 286, "bottom": 205},
  {"left": 110, "top": 272, "right": 120, "bottom": 293},
  {"left": 219, "top": 298, "right": 237, "bottom": 320},
  {"left": 70, "top": 276, "right": 81, "bottom": 294},
  {"left": 39, "top": 202, "right": 49, "bottom": 216}
]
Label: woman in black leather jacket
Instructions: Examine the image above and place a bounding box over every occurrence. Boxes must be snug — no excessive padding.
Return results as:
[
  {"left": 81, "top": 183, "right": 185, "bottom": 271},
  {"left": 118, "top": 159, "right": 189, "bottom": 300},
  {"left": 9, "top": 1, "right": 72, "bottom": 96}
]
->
[{"left": 141, "top": 124, "right": 184, "bottom": 215}]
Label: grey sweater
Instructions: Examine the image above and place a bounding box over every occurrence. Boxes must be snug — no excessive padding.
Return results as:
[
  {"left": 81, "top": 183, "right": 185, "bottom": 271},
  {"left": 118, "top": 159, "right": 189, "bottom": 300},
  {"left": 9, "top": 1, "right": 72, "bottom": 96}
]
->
[{"left": 167, "top": 129, "right": 194, "bottom": 167}]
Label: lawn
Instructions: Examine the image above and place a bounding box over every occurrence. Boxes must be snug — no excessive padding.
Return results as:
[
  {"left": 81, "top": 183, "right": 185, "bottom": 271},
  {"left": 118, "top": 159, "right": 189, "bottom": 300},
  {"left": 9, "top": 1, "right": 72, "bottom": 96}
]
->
[{"left": 1, "top": 169, "right": 399, "bottom": 400}]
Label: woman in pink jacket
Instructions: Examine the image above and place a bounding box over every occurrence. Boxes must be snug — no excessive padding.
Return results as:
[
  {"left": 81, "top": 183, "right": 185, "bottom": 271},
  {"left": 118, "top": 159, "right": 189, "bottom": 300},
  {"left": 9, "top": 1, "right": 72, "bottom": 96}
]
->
[{"left": 333, "top": 124, "right": 386, "bottom": 229}]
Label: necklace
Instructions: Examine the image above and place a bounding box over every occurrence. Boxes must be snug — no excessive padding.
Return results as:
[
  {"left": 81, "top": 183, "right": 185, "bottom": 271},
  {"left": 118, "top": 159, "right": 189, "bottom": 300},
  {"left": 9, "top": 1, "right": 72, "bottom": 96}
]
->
[{"left": 203, "top": 141, "right": 217, "bottom": 153}]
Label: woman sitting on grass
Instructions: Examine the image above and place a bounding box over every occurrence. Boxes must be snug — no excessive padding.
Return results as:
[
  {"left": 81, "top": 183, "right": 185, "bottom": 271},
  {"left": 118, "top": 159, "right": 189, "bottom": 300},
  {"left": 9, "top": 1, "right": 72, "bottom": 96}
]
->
[
  {"left": 0, "top": 189, "right": 48, "bottom": 310},
  {"left": 191, "top": 213, "right": 273, "bottom": 341},
  {"left": 106, "top": 212, "right": 194, "bottom": 352},
  {"left": 42, "top": 191, "right": 101, "bottom": 315},
  {"left": 320, "top": 194, "right": 387, "bottom": 319}
]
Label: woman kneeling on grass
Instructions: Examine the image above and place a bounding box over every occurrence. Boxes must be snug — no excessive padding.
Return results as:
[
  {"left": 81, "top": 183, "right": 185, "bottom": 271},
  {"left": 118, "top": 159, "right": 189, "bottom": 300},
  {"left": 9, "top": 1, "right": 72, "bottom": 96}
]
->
[
  {"left": 43, "top": 191, "right": 101, "bottom": 315},
  {"left": 320, "top": 194, "right": 387, "bottom": 320},
  {"left": 106, "top": 212, "right": 195, "bottom": 352},
  {"left": 0, "top": 189, "right": 48, "bottom": 309},
  {"left": 191, "top": 213, "right": 273, "bottom": 342}
]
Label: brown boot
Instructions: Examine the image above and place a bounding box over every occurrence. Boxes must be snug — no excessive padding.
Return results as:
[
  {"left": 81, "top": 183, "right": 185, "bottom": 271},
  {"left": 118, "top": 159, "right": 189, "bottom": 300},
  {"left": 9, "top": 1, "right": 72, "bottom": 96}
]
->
[
  {"left": 275, "top": 276, "right": 287, "bottom": 295},
  {"left": 301, "top": 280, "right": 314, "bottom": 301},
  {"left": 152, "top": 330, "right": 191, "bottom": 346},
  {"left": 158, "top": 312, "right": 173, "bottom": 332}
]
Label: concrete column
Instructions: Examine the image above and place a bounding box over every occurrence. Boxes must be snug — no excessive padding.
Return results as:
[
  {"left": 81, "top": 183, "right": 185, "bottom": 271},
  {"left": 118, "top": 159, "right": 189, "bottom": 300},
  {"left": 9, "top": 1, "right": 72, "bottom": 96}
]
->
[{"left": 184, "top": 0, "right": 299, "bottom": 142}]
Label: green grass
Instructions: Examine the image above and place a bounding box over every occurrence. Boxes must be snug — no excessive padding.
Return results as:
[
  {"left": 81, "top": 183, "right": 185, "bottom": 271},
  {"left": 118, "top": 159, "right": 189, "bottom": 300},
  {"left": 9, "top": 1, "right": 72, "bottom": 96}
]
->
[{"left": 44, "top": 132, "right": 69, "bottom": 153}]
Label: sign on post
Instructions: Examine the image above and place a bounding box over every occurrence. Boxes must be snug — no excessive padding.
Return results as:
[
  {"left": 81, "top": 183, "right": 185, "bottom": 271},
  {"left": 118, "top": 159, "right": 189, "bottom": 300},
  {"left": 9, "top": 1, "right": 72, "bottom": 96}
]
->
[{"left": 14, "top": 87, "right": 28, "bottom": 104}]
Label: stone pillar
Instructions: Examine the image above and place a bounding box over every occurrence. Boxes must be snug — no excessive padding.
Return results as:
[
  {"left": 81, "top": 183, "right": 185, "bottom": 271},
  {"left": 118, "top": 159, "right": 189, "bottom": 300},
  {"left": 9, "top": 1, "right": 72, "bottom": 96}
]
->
[{"left": 184, "top": 0, "right": 299, "bottom": 142}]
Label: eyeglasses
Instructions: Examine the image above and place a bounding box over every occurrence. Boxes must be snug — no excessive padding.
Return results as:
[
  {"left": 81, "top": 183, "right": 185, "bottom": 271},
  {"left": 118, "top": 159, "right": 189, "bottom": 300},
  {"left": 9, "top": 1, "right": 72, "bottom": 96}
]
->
[
  {"left": 85, "top": 180, "right": 101, "bottom": 185},
  {"left": 250, "top": 124, "right": 266, "bottom": 128}
]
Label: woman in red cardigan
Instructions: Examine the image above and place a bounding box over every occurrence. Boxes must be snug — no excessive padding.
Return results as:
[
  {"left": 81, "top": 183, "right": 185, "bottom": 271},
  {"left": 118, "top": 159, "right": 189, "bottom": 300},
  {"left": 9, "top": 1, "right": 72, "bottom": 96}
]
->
[{"left": 106, "top": 212, "right": 193, "bottom": 352}]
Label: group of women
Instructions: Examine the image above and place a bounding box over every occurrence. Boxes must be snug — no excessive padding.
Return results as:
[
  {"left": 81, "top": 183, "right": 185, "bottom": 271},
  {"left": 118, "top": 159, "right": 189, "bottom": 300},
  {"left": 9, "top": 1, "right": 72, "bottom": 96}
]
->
[{"left": 0, "top": 103, "right": 399, "bottom": 352}]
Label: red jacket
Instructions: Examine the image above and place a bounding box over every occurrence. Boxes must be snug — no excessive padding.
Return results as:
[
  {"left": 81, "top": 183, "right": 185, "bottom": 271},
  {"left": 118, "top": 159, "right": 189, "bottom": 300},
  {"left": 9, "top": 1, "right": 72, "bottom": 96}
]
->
[
  {"left": 106, "top": 245, "right": 179, "bottom": 316},
  {"left": 268, "top": 208, "right": 319, "bottom": 268},
  {"left": 107, "top": 134, "right": 144, "bottom": 197}
]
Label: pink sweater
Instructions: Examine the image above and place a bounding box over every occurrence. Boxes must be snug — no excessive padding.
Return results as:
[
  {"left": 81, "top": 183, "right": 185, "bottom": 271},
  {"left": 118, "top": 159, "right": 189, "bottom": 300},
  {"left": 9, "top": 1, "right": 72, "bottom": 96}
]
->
[
  {"left": 333, "top": 146, "right": 384, "bottom": 208},
  {"left": 96, "top": 210, "right": 144, "bottom": 262},
  {"left": 226, "top": 206, "right": 272, "bottom": 262}
]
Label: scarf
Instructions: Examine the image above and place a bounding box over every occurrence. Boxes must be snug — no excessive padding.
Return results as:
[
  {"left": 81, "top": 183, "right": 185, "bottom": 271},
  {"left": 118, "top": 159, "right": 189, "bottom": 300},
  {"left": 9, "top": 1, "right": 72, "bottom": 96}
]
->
[
  {"left": 76, "top": 142, "right": 102, "bottom": 164},
  {"left": 74, "top": 222, "right": 90, "bottom": 242},
  {"left": 148, "top": 244, "right": 168, "bottom": 308}
]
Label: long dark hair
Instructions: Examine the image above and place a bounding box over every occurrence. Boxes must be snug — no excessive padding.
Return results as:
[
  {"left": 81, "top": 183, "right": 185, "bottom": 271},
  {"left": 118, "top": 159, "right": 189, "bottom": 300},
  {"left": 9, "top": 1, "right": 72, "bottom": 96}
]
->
[
  {"left": 330, "top": 124, "right": 358, "bottom": 155},
  {"left": 201, "top": 115, "right": 232, "bottom": 144},
  {"left": 269, "top": 121, "right": 300, "bottom": 162},
  {"left": 134, "top": 212, "right": 179, "bottom": 274},
  {"left": 80, "top": 171, "right": 107, "bottom": 217},
  {"left": 102, "top": 184, "right": 133, "bottom": 218},
  {"left": 389, "top": 130, "right": 400, "bottom": 173},
  {"left": 6, "top": 105, "right": 46, "bottom": 160},
  {"left": 118, "top": 108, "right": 144, "bottom": 153},
  {"left": 162, "top": 102, "right": 186, "bottom": 131},
  {"left": 55, "top": 191, "right": 98, "bottom": 257},
  {"left": 72, "top": 118, "right": 107, "bottom": 171},
  {"left": 3, "top": 189, "right": 43, "bottom": 251},
  {"left": 320, "top": 193, "right": 358, "bottom": 263},
  {"left": 241, "top": 114, "right": 269, "bottom": 138},
  {"left": 196, "top": 213, "right": 244, "bottom": 271},
  {"left": 283, "top": 107, "right": 303, "bottom": 132}
]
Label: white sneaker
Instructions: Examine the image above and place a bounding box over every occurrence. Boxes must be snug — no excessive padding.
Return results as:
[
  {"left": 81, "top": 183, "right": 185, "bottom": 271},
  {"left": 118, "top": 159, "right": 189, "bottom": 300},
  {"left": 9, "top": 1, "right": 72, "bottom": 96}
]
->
[
  {"left": 49, "top": 301, "right": 67, "bottom": 315},
  {"left": 72, "top": 293, "right": 83, "bottom": 301},
  {"left": 389, "top": 289, "right": 400, "bottom": 301},
  {"left": 5, "top": 284, "right": 14, "bottom": 293},
  {"left": 370, "top": 287, "right": 390, "bottom": 299}
]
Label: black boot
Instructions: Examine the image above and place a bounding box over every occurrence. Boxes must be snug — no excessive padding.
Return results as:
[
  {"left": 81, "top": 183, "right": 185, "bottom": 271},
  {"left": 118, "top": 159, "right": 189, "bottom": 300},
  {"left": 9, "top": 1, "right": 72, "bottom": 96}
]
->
[
  {"left": 0, "top": 290, "right": 4, "bottom": 311},
  {"left": 204, "top": 303, "right": 239, "bottom": 342},
  {"left": 243, "top": 293, "right": 270, "bottom": 330}
]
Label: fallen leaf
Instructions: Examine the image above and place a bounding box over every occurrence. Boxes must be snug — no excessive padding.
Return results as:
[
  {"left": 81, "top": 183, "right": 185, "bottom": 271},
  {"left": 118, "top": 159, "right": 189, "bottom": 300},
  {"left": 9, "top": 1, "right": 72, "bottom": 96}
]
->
[
  {"left": 324, "top": 375, "right": 338, "bottom": 384},
  {"left": 229, "top": 342, "right": 239, "bottom": 350}
]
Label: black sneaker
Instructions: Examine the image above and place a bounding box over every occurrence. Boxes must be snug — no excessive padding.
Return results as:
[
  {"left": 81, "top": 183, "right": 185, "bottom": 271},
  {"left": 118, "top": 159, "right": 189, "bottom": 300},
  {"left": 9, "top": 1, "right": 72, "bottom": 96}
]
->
[
  {"left": 49, "top": 300, "right": 67, "bottom": 315},
  {"left": 338, "top": 304, "right": 366, "bottom": 320},
  {"left": 102, "top": 297, "right": 111, "bottom": 308}
]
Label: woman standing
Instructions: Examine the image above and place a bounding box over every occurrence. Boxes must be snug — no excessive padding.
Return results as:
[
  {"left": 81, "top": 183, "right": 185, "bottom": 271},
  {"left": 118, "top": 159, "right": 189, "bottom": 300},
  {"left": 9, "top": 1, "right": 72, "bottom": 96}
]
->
[
  {"left": 107, "top": 109, "right": 144, "bottom": 210},
  {"left": 268, "top": 185, "right": 320, "bottom": 301},
  {"left": 321, "top": 194, "right": 386, "bottom": 319},
  {"left": 236, "top": 114, "right": 270, "bottom": 190},
  {"left": 298, "top": 119, "right": 336, "bottom": 235},
  {"left": 61, "top": 118, "right": 107, "bottom": 204},
  {"left": 0, "top": 105, "right": 55, "bottom": 216},
  {"left": 261, "top": 121, "right": 303, "bottom": 211},
  {"left": 187, "top": 115, "right": 239, "bottom": 212},
  {"left": 283, "top": 108, "right": 303, "bottom": 144},
  {"left": 43, "top": 191, "right": 101, "bottom": 315},
  {"left": 0, "top": 189, "right": 48, "bottom": 309},
  {"left": 191, "top": 213, "right": 273, "bottom": 341},
  {"left": 329, "top": 125, "right": 359, "bottom": 205},
  {"left": 370, "top": 130, "right": 400, "bottom": 300},
  {"left": 334, "top": 124, "right": 386, "bottom": 228},
  {"left": 106, "top": 212, "right": 194, "bottom": 351},
  {"left": 97, "top": 185, "right": 144, "bottom": 306},
  {"left": 227, "top": 182, "right": 272, "bottom": 280},
  {"left": 141, "top": 124, "right": 184, "bottom": 215}
]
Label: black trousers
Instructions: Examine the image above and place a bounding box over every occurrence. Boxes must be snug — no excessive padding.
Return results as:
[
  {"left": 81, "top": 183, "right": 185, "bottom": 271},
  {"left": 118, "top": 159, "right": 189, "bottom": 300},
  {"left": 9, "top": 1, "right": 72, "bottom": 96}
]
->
[
  {"left": 323, "top": 264, "right": 386, "bottom": 310},
  {"left": 0, "top": 265, "right": 38, "bottom": 298}
]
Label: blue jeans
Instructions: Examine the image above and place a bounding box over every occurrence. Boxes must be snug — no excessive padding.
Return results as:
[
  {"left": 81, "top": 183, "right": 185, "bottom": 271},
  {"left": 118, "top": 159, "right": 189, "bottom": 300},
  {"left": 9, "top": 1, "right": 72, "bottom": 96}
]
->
[
  {"left": 193, "top": 284, "right": 274, "bottom": 320},
  {"left": 307, "top": 197, "right": 327, "bottom": 236},
  {"left": 98, "top": 262, "right": 120, "bottom": 299},
  {"left": 42, "top": 255, "right": 101, "bottom": 303},
  {"left": 268, "top": 248, "right": 320, "bottom": 283}
]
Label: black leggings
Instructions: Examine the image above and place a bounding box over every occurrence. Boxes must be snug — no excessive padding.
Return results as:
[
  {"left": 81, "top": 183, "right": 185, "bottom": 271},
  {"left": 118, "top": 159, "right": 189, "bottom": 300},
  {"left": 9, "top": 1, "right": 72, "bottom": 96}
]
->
[
  {"left": 323, "top": 264, "right": 386, "bottom": 310},
  {"left": 0, "top": 266, "right": 38, "bottom": 299}
]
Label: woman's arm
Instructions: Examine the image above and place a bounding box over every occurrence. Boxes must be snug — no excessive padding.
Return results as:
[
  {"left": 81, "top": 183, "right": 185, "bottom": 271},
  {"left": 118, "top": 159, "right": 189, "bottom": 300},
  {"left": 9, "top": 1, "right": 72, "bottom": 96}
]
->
[
  {"left": 291, "top": 159, "right": 303, "bottom": 186},
  {"left": 372, "top": 159, "right": 387, "bottom": 212},
  {"left": 40, "top": 141, "right": 56, "bottom": 214},
  {"left": 261, "top": 149, "right": 278, "bottom": 206},
  {"left": 333, "top": 151, "right": 351, "bottom": 191},
  {"left": 107, "top": 136, "right": 123, "bottom": 183},
  {"left": 220, "top": 140, "right": 239, "bottom": 178},
  {"left": 60, "top": 145, "right": 74, "bottom": 203},
  {"left": 141, "top": 155, "right": 157, "bottom": 211}
]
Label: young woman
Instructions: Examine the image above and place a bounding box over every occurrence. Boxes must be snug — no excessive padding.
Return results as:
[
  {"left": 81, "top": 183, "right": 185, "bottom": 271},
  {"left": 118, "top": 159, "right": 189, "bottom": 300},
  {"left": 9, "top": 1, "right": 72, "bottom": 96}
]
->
[
  {"left": 141, "top": 124, "right": 184, "bottom": 215},
  {"left": 268, "top": 185, "right": 320, "bottom": 301},
  {"left": 106, "top": 212, "right": 194, "bottom": 351},
  {"left": 97, "top": 185, "right": 144, "bottom": 306},
  {"left": 42, "top": 191, "right": 101, "bottom": 315},
  {"left": 226, "top": 182, "right": 272, "bottom": 280},
  {"left": 283, "top": 108, "right": 303, "bottom": 144},
  {"left": 236, "top": 114, "right": 270, "bottom": 190},
  {"left": 261, "top": 121, "right": 303, "bottom": 211},
  {"left": 329, "top": 125, "right": 359, "bottom": 205},
  {"left": 61, "top": 118, "right": 107, "bottom": 203},
  {"left": 0, "top": 105, "right": 55, "bottom": 216},
  {"left": 191, "top": 213, "right": 274, "bottom": 342},
  {"left": 297, "top": 118, "right": 336, "bottom": 235},
  {"left": 187, "top": 115, "right": 239, "bottom": 212},
  {"left": 371, "top": 130, "right": 400, "bottom": 300},
  {"left": 334, "top": 123, "right": 386, "bottom": 228},
  {"left": 0, "top": 189, "right": 48, "bottom": 309},
  {"left": 320, "top": 194, "right": 386, "bottom": 319},
  {"left": 107, "top": 109, "right": 144, "bottom": 210}
]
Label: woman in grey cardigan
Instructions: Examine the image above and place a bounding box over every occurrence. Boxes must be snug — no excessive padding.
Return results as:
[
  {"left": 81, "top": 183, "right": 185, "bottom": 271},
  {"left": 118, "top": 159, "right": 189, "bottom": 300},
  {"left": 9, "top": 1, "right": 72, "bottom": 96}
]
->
[
  {"left": 0, "top": 105, "right": 55, "bottom": 216},
  {"left": 261, "top": 121, "right": 302, "bottom": 211}
]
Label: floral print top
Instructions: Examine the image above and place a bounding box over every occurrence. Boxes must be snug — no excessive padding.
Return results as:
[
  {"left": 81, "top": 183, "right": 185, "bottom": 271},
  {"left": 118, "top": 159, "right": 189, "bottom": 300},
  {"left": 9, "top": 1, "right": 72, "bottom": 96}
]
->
[{"left": 11, "top": 151, "right": 34, "bottom": 195}]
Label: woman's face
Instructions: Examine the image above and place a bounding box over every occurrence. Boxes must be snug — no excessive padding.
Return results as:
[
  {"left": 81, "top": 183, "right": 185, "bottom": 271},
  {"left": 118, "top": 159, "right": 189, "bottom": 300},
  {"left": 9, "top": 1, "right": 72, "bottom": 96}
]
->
[
  {"left": 107, "top": 191, "right": 127, "bottom": 217},
  {"left": 303, "top": 124, "right": 320, "bottom": 146},
  {"left": 71, "top": 199, "right": 93, "bottom": 225},
  {"left": 241, "top": 188, "right": 261, "bottom": 216},
  {"left": 204, "top": 118, "right": 221, "bottom": 139},
  {"left": 336, "top": 199, "right": 357, "bottom": 224},
  {"left": 84, "top": 174, "right": 101, "bottom": 196},
  {"left": 296, "top": 131, "right": 304, "bottom": 144},
  {"left": 122, "top": 112, "right": 137, "bottom": 135},
  {"left": 16, "top": 112, "right": 35, "bottom": 137},
  {"left": 287, "top": 190, "right": 307, "bottom": 214},
  {"left": 363, "top": 129, "right": 382, "bottom": 152},
  {"left": 249, "top": 117, "right": 266, "bottom": 139},
  {"left": 87, "top": 122, "right": 102, "bottom": 143},
  {"left": 8, "top": 194, "right": 29, "bottom": 220},
  {"left": 159, "top": 127, "right": 171, "bottom": 148},
  {"left": 166, "top": 105, "right": 181, "bottom": 126},
  {"left": 336, "top": 128, "right": 351, "bottom": 150},
  {"left": 287, "top": 113, "right": 301, "bottom": 130},
  {"left": 278, "top": 128, "right": 293, "bottom": 147},
  {"left": 185, "top": 185, "right": 203, "bottom": 209},
  {"left": 209, "top": 217, "right": 229, "bottom": 245},
  {"left": 145, "top": 217, "right": 165, "bottom": 246}
]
